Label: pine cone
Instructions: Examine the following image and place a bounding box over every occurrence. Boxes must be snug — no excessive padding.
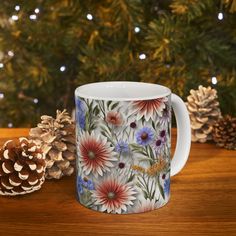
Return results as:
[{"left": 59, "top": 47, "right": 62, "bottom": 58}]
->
[
  {"left": 212, "top": 115, "right": 236, "bottom": 150},
  {"left": 29, "top": 110, "right": 76, "bottom": 179},
  {"left": 186, "top": 85, "right": 221, "bottom": 143},
  {"left": 0, "top": 138, "right": 46, "bottom": 196}
]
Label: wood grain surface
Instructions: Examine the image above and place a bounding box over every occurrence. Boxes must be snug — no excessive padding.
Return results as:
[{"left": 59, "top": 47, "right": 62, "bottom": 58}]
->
[{"left": 0, "top": 129, "right": 235, "bottom": 236}]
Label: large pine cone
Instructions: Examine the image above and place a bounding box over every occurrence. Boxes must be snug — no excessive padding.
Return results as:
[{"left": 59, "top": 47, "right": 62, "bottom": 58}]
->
[
  {"left": 186, "top": 85, "right": 221, "bottom": 143},
  {"left": 212, "top": 115, "right": 236, "bottom": 150},
  {"left": 29, "top": 110, "right": 76, "bottom": 179},
  {"left": 0, "top": 138, "right": 46, "bottom": 196}
]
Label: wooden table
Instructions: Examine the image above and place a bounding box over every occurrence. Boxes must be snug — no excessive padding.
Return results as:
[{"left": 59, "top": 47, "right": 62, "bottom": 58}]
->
[{"left": 0, "top": 129, "right": 235, "bottom": 236}]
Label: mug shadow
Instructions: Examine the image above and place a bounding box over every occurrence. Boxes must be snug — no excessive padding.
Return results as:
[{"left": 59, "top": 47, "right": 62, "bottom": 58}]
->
[{"left": 171, "top": 140, "right": 227, "bottom": 164}]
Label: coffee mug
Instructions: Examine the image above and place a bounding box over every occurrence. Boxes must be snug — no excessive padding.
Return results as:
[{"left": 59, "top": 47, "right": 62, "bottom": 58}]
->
[{"left": 75, "top": 81, "right": 191, "bottom": 214}]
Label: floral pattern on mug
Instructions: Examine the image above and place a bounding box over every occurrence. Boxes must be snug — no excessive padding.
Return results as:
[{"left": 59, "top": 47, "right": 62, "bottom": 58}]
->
[
  {"left": 78, "top": 131, "right": 116, "bottom": 177},
  {"left": 75, "top": 96, "right": 171, "bottom": 214},
  {"left": 92, "top": 176, "right": 136, "bottom": 214}
]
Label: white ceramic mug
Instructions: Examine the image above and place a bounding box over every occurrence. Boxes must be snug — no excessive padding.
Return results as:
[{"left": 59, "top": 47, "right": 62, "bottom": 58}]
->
[{"left": 75, "top": 81, "right": 191, "bottom": 214}]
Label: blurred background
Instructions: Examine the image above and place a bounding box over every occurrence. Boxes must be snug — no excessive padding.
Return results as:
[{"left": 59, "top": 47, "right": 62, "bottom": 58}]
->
[{"left": 0, "top": 0, "right": 235, "bottom": 127}]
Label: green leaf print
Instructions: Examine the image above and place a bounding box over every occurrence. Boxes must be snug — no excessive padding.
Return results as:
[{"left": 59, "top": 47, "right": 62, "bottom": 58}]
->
[
  {"left": 85, "top": 112, "right": 90, "bottom": 132},
  {"left": 79, "top": 190, "right": 94, "bottom": 208},
  {"left": 107, "top": 100, "right": 112, "bottom": 108},
  {"left": 110, "top": 102, "right": 119, "bottom": 110},
  {"left": 93, "top": 105, "right": 100, "bottom": 116},
  {"left": 157, "top": 175, "right": 165, "bottom": 200}
]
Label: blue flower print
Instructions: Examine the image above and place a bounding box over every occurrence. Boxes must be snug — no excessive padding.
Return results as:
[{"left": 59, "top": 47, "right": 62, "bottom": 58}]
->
[
  {"left": 136, "top": 127, "right": 154, "bottom": 146},
  {"left": 77, "top": 176, "right": 95, "bottom": 194},
  {"left": 77, "top": 176, "right": 84, "bottom": 194},
  {"left": 76, "top": 98, "right": 86, "bottom": 130},
  {"left": 83, "top": 179, "right": 95, "bottom": 191},
  {"left": 115, "top": 140, "right": 129, "bottom": 153},
  {"left": 164, "top": 177, "right": 170, "bottom": 197}
]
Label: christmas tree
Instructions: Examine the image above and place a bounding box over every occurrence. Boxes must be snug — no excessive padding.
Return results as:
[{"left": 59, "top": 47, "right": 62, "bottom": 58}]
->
[{"left": 0, "top": 0, "right": 236, "bottom": 127}]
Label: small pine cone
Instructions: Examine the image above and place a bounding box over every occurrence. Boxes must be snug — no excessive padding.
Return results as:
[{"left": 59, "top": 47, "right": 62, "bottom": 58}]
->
[
  {"left": 186, "top": 85, "right": 221, "bottom": 143},
  {"left": 29, "top": 109, "right": 76, "bottom": 180},
  {"left": 0, "top": 138, "right": 46, "bottom": 196},
  {"left": 212, "top": 115, "right": 236, "bottom": 150}
]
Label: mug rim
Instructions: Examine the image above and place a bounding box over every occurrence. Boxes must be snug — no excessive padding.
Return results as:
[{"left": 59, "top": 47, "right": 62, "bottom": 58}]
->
[{"left": 75, "top": 81, "right": 171, "bottom": 101}]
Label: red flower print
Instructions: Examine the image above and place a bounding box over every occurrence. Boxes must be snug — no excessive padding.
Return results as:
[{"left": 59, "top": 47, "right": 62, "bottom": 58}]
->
[
  {"left": 131, "top": 98, "right": 167, "bottom": 121},
  {"left": 134, "top": 199, "right": 159, "bottom": 213},
  {"left": 79, "top": 132, "right": 117, "bottom": 177},
  {"left": 92, "top": 176, "right": 136, "bottom": 214},
  {"left": 106, "top": 111, "right": 123, "bottom": 126}
]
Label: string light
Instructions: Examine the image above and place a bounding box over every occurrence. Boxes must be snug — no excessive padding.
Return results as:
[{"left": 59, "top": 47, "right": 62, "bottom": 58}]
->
[
  {"left": 211, "top": 76, "right": 217, "bottom": 85},
  {"left": 8, "top": 123, "right": 13, "bottom": 128},
  {"left": 139, "top": 53, "right": 146, "bottom": 60},
  {"left": 218, "top": 12, "right": 223, "bottom": 20},
  {"left": 33, "top": 98, "right": 39, "bottom": 104},
  {"left": 29, "top": 14, "right": 37, "bottom": 20},
  {"left": 60, "top": 66, "right": 66, "bottom": 72},
  {"left": 11, "top": 15, "right": 19, "bottom": 21},
  {"left": 0, "top": 93, "right": 4, "bottom": 99},
  {"left": 34, "top": 8, "right": 40, "bottom": 14},
  {"left": 0, "top": 63, "right": 4, "bottom": 68},
  {"left": 8, "top": 51, "right": 14, "bottom": 57},
  {"left": 86, "top": 13, "right": 93, "bottom": 21},
  {"left": 134, "top": 27, "right": 140, "bottom": 33},
  {"left": 15, "top": 5, "right": 20, "bottom": 11}
]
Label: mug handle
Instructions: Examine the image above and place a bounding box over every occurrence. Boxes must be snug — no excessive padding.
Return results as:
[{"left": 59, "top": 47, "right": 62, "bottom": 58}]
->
[{"left": 170, "top": 94, "right": 191, "bottom": 176}]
